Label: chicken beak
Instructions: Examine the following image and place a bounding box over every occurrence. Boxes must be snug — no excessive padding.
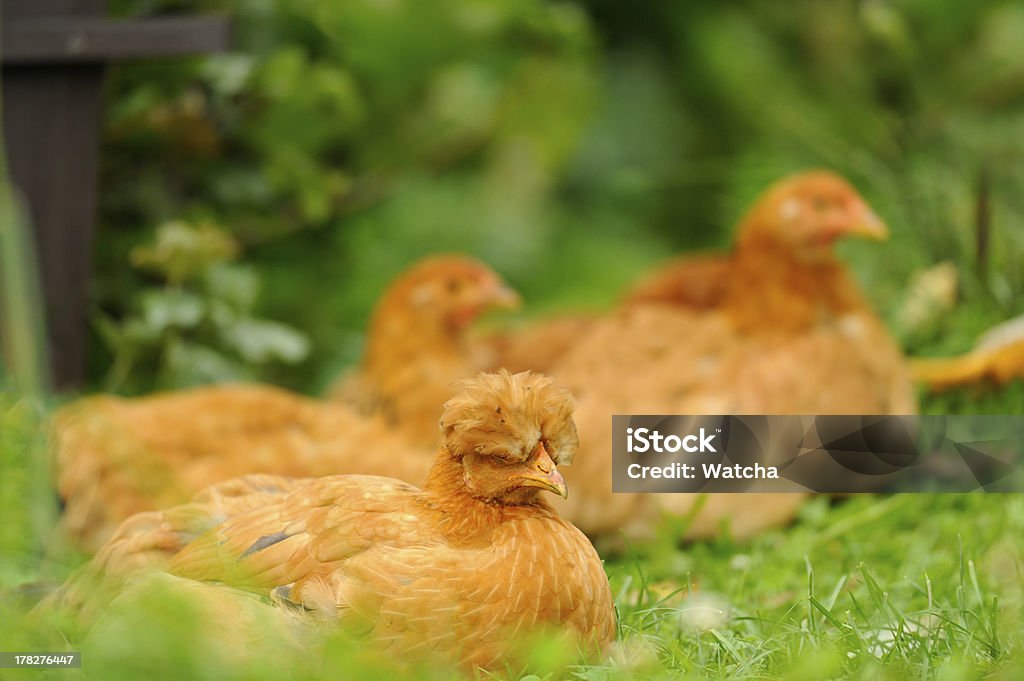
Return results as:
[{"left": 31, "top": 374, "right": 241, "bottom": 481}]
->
[
  {"left": 514, "top": 443, "right": 568, "bottom": 499},
  {"left": 489, "top": 283, "right": 521, "bottom": 311},
  {"left": 844, "top": 204, "right": 889, "bottom": 242},
  {"left": 451, "top": 282, "right": 520, "bottom": 328}
]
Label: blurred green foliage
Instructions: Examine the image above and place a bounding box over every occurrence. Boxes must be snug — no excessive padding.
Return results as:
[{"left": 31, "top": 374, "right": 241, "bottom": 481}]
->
[
  {"left": 4, "top": 5, "right": 1024, "bottom": 680},
  {"left": 98, "top": 219, "right": 310, "bottom": 390},
  {"left": 0, "top": 394, "right": 44, "bottom": 582},
  {"left": 91, "top": 0, "right": 1024, "bottom": 397},
  {"left": 97, "top": 0, "right": 626, "bottom": 393}
]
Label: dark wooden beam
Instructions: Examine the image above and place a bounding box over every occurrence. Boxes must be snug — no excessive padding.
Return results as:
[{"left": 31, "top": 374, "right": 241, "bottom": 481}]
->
[
  {"left": 2, "top": 0, "right": 231, "bottom": 388},
  {"left": 5, "top": 1, "right": 107, "bottom": 15},
  {"left": 1, "top": 0, "right": 109, "bottom": 390},
  {"left": 2, "top": 16, "right": 231, "bottom": 64},
  {"left": 3, "top": 64, "right": 105, "bottom": 388}
]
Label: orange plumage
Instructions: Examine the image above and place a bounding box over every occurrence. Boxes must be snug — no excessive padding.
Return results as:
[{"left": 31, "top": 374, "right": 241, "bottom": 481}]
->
[
  {"left": 328, "top": 255, "right": 519, "bottom": 445},
  {"left": 487, "top": 171, "right": 898, "bottom": 375},
  {"left": 622, "top": 253, "right": 733, "bottom": 312},
  {"left": 537, "top": 171, "right": 915, "bottom": 539},
  {"left": 620, "top": 171, "right": 889, "bottom": 321},
  {"left": 54, "top": 385, "right": 432, "bottom": 553},
  {"left": 482, "top": 314, "right": 595, "bottom": 375},
  {"left": 50, "top": 371, "right": 615, "bottom": 672}
]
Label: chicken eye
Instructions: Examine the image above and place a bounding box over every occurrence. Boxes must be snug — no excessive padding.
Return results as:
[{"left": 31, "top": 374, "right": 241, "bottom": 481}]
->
[
  {"left": 446, "top": 278, "right": 464, "bottom": 294},
  {"left": 492, "top": 452, "right": 519, "bottom": 466}
]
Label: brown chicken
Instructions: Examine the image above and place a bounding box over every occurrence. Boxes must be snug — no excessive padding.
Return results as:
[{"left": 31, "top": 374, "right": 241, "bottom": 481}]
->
[
  {"left": 487, "top": 171, "right": 893, "bottom": 375},
  {"left": 55, "top": 255, "right": 517, "bottom": 553},
  {"left": 620, "top": 171, "right": 891, "bottom": 318},
  {"left": 911, "top": 314, "right": 1024, "bottom": 391},
  {"left": 50, "top": 371, "right": 616, "bottom": 672},
  {"left": 54, "top": 385, "right": 433, "bottom": 553},
  {"left": 328, "top": 255, "right": 519, "bottom": 445},
  {"left": 541, "top": 171, "right": 916, "bottom": 540}
]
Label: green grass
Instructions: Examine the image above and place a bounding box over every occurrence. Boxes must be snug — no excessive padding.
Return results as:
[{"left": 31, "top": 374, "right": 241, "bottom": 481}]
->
[{"left": 605, "top": 494, "right": 1023, "bottom": 680}]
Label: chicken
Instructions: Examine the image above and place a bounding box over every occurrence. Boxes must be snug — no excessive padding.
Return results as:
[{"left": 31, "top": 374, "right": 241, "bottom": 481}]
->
[
  {"left": 55, "top": 255, "right": 518, "bottom": 553},
  {"left": 489, "top": 249, "right": 732, "bottom": 375},
  {"left": 328, "top": 255, "right": 520, "bottom": 445},
  {"left": 486, "top": 171, "right": 891, "bottom": 374},
  {"left": 911, "top": 313, "right": 1024, "bottom": 391},
  {"left": 49, "top": 371, "right": 616, "bottom": 672},
  {"left": 54, "top": 385, "right": 433, "bottom": 554},
  {"left": 621, "top": 171, "right": 890, "bottom": 324},
  {"left": 542, "top": 171, "right": 916, "bottom": 539}
]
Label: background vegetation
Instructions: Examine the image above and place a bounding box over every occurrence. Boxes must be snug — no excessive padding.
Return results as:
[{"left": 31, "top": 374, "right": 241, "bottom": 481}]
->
[
  {"left": 92, "top": 0, "right": 1024, "bottom": 399},
  {"left": 3, "top": 0, "right": 1024, "bottom": 678}
]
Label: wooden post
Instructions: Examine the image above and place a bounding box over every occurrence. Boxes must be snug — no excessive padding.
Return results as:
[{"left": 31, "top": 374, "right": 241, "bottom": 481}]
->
[{"left": 1, "top": 0, "right": 230, "bottom": 389}]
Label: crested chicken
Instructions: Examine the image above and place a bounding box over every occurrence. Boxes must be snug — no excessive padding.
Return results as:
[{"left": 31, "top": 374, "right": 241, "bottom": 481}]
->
[
  {"left": 537, "top": 171, "right": 916, "bottom": 539},
  {"left": 48, "top": 371, "right": 616, "bottom": 672},
  {"left": 911, "top": 313, "right": 1024, "bottom": 391},
  {"left": 328, "top": 255, "right": 519, "bottom": 445},
  {"left": 54, "top": 255, "right": 517, "bottom": 553}
]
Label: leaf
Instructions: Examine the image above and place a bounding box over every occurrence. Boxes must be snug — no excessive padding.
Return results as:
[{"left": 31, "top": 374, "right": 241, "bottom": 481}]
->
[
  {"left": 139, "top": 290, "right": 206, "bottom": 335},
  {"left": 131, "top": 220, "right": 238, "bottom": 285},
  {"left": 220, "top": 318, "right": 311, "bottom": 364},
  {"left": 164, "top": 341, "right": 251, "bottom": 388},
  {"left": 204, "top": 264, "right": 260, "bottom": 311},
  {"left": 201, "top": 53, "right": 256, "bottom": 97}
]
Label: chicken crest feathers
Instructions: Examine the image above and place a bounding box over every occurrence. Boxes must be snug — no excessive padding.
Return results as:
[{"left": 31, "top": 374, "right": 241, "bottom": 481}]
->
[{"left": 440, "top": 370, "right": 578, "bottom": 466}]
